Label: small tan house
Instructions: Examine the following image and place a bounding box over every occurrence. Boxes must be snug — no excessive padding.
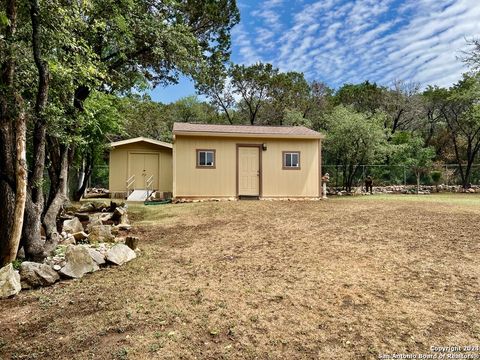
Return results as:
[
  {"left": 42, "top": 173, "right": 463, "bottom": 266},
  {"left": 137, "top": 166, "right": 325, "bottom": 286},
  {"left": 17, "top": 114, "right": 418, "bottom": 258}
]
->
[
  {"left": 173, "top": 123, "right": 324, "bottom": 199},
  {"left": 109, "top": 137, "right": 173, "bottom": 197}
]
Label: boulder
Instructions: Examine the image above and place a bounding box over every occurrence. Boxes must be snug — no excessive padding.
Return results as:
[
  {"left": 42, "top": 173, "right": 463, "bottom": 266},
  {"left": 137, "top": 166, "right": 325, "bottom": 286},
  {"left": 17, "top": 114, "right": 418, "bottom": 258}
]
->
[
  {"left": 72, "top": 231, "right": 89, "bottom": 242},
  {"left": 89, "top": 225, "right": 115, "bottom": 242},
  {"left": 125, "top": 236, "right": 139, "bottom": 250},
  {"left": 116, "top": 224, "right": 132, "bottom": 231},
  {"left": 90, "top": 212, "right": 112, "bottom": 223},
  {"left": 94, "top": 202, "right": 109, "bottom": 211},
  {"left": 78, "top": 202, "right": 96, "bottom": 213},
  {"left": 63, "top": 217, "right": 84, "bottom": 234},
  {"left": 74, "top": 212, "right": 90, "bottom": 222},
  {"left": 87, "top": 218, "right": 103, "bottom": 232},
  {"left": 112, "top": 206, "right": 127, "bottom": 221},
  {"left": 0, "top": 263, "right": 21, "bottom": 298},
  {"left": 87, "top": 248, "right": 106, "bottom": 266},
  {"left": 17, "top": 247, "right": 25, "bottom": 260},
  {"left": 106, "top": 244, "right": 136, "bottom": 265},
  {"left": 19, "top": 262, "right": 60, "bottom": 289},
  {"left": 59, "top": 245, "right": 99, "bottom": 278},
  {"left": 59, "top": 234, "right": 76, "bottom": 245}
]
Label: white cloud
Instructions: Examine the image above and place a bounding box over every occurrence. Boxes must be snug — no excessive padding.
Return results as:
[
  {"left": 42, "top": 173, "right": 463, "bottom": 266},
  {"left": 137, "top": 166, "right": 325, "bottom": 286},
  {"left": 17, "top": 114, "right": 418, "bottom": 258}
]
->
[{"left": 232, "top": 0, "right": 480, "bottom": 88}]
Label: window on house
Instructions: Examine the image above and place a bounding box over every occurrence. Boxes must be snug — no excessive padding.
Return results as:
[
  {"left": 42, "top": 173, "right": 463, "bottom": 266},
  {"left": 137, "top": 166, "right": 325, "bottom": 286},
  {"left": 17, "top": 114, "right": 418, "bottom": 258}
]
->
[
  {"left": 197, "top": 150, "right": 215, "bottom": 168},
  {"left": 283, "top": 151, "right": 300, "bottom": 169}
]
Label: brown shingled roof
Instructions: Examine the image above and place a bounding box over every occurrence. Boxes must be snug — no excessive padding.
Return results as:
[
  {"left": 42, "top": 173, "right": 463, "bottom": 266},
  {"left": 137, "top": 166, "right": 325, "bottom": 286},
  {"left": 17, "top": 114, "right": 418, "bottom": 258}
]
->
[{"left": 173, "top": 122, "right": 323, "bottom": 139}]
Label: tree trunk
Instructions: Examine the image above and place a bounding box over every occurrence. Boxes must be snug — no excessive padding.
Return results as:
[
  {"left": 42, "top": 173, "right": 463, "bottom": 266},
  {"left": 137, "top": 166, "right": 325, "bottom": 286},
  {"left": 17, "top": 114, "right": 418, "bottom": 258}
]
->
[
  {"left": 416, "top": 172, "right": 420, "bottom": 194},
  {"left": 43, "top": 145, "right": 69, "bottom": 253},
  {"left": 7, "top": 109, "right": 28, "bottom": 262},
  {"left": 0, "top": 0, "right": 23, "bottom": 266},
  {"left": 73, "top": 152, "right": 93, "bottom": 201},
  {"left": 21, "top": 0, "right": 50, "bottom": 261}
]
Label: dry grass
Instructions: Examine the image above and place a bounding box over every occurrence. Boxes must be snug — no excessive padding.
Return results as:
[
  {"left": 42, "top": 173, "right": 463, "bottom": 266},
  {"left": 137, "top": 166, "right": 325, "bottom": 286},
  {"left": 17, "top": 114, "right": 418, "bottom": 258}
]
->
[{"left": 1, "top": 195, "right": 480, "bottom": 359}]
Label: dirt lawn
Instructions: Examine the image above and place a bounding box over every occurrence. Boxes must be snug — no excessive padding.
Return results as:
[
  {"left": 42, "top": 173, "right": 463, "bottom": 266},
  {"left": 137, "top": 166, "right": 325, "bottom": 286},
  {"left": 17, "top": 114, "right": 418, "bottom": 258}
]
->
[{"left": 1, "top": 195, "right": 480, "bottom": 359}]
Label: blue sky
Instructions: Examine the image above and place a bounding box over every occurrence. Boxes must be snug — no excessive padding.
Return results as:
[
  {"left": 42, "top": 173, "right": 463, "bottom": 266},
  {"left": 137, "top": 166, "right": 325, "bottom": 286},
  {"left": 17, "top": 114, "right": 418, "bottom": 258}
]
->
[{"left": 149, "top": 0, "right": 480, "bottom": 103}]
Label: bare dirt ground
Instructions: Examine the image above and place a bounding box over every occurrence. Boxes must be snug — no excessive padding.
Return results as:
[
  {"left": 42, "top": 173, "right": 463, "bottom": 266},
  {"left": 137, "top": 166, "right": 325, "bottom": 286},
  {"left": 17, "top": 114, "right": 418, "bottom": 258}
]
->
[{"left": 1, "top": 195, "right": 480, "bottom": 359}]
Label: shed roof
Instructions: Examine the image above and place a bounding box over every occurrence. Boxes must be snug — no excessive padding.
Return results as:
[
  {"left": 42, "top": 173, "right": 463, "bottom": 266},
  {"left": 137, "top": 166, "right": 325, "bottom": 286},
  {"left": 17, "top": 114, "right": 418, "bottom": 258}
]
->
[
  {"left": 109, "top": 137, "right": 173, "bottom": 149},
  {"left": 173, "top": 122, "right": 324, "bottom": 139}
]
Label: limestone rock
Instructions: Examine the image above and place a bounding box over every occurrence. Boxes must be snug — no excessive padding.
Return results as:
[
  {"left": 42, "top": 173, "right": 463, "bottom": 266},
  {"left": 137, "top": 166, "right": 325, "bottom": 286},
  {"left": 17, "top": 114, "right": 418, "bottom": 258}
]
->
[
  {"left": 106, "top": 244, "right": 136, "bottom": 265},
  {"left": 92, "top": 212, "right": 112, "bottom": 223},
  {"left": 52, "top": 264, "right": 61, "bottom": 271},
  {"left": 87, "top": 248, "right": 106, "bottom": 266},
  {"left": 89, "top": 225, "right": 115, "bottom": 242},
  {"left": 112, "top": 206, "right": 126, "bottom": 221},
  {"left": 72, "top": 231, "right": 89, "bottom": 242},
  {"left": 0, "top": 263, "right": 21, "bottom": 298},
  {"left": 63, "top": 217, "right": 84, "bottom": 234},
  {"left": 17, "top": 247, "right": 25, "bottom": 259},
  {"left": 87, "top": 218, "right": 103, "bottom": 232},
  {"left": 116, "top": 224, "right": 132, "bottom": 231},
  {"left": 59, "top": 235, "right": 76, "bottom": 245},
  {"left": 125, "top": 236, "right": 139, "bottom": 250},
  {"left": 59, "top": 245, "right": 99, "bottom": 278},
  {"left": 74, "top": 212, "right": 90, "bottom": 222},
  {"left": 94, "top": 202, "right": 109, "bottom": 211},
  {"left": 20, "top": 262, "right": 60, "bottom": 289},
  {"left": 78, "top": 202, "right": 96, "bottom": 213}
]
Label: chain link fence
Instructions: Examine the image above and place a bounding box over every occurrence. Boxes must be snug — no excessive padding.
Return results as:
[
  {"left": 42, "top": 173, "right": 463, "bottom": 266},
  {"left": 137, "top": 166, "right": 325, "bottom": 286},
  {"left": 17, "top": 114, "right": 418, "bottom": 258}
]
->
[
  {"left": 322, "top": 164, "right": 480, "bottom": 188},
  {"left": 84, "top": 163, "right": 480, "bottom": 191}
]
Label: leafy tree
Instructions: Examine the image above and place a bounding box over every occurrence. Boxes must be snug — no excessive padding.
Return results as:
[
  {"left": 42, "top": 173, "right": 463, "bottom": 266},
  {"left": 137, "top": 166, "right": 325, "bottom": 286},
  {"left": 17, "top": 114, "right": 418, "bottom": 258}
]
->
[
  {"left": 72, "top": 92, "right": 123, "bottom": 201},
  {"left": 1, "top": 0, "right": 241, "bottom": 263},
  {"left": 323, "top": 106, "right": 388, "bottom": 191},
  {"left": 167, "top": 95, "right": 218, "bottom": 125},
  {"left": 334, "top": 81, "right": 386, "bottom": 115},
  {"left": 119, "top": 95, "right": 218, "bottom": 142},
  {"left": 262, "top": 71, "right": 310, "bottom": 125},
  {"left": 391, "top": 132, "right": 435, "bottom": 193},
  {"left": 439, "top": 74, "right": 480, "bottom": 188},
  {"left": 421, "top": 86, "right": 450, "bottom": 156},
  {"left": 282, "top": 109, "right": 312, "bottom": 127},
  {"left": 230, "top": 62, "right": 278, "bottom": 125},
  {"left": 195, "top": 58, "right": 237, "bottom": 124},
  {"left": 305, "top": 81, "right": 334, "bottom": 131},
  {"left": 461, "top": 38, "right": 480, "bottom": 71},
  {"left": 0, "top": 0, "right": 28, "bottom": 266},
  {"left": 118, "top": 95, "right": 170, "bottom": 141},
  {"left": 383, "top": 80, "right": 423, "bottom": 137}
]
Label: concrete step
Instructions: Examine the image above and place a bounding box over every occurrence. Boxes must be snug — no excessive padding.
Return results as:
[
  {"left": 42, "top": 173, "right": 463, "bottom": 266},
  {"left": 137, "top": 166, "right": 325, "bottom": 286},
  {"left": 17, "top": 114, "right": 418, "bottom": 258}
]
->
[{"left": 127, "top": 189, "right": 150, "bottom": 202}]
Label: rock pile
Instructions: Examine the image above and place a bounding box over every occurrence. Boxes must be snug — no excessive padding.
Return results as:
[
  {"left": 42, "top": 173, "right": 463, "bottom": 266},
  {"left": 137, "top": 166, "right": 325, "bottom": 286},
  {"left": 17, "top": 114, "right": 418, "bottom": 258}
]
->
[
  {"left": 328, "top": 184, "right": 480, "bottom": 196},
  {"left": 84, "top": 187, "right": 110, "bottom": 199},
  {"left": 1, "top": 201, "right": 139, "bottom": 299}
]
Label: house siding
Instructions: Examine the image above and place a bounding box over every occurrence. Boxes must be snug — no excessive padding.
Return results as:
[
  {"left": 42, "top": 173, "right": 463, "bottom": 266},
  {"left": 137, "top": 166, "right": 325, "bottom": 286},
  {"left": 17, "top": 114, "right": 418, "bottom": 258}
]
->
[
  {"left": 109, "top": 142, "right": 172, "bottom": 193},
  {"left": 173, "top": 135, "right": 321, "bottom": 198}
]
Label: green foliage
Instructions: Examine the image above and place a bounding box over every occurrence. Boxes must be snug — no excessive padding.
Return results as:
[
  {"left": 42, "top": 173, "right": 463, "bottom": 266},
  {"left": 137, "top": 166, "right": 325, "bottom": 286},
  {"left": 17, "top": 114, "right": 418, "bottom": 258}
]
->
[
  {"left": 391, "top": 132, "right": 435, "bottom": 176},
  {"left": 197, "top": 61, "right": 314, "bottom": 125},
  {"left": 12, "top": 259, "right": 22, "bottom": 270},
  {"left": 282, "top": 109, "right": 311, "bottom": 127},
  {"left": 324, "top": 106, "right": 388, "bottom": 163},
  {"left": 323, "top": 106, "right": 388, "bottom": 189},
  {"left": 118, "top": 95, "right": 218, "bottom": 142},
  {"left": 334, "top": 81, "right": 386, "bottom": 114},
  {"left": 431, "top": 171, "right": 442, "bottom": 184}
]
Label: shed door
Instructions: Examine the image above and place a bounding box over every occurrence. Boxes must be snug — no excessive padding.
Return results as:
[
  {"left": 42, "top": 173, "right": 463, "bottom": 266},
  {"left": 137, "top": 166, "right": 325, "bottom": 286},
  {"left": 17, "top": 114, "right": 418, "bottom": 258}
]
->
[
  {"left": 128, "top": 153, "right": 159, "bottom": 189},
  {"left": 238, "top": 147, "right": 260, "bottom": 196}
]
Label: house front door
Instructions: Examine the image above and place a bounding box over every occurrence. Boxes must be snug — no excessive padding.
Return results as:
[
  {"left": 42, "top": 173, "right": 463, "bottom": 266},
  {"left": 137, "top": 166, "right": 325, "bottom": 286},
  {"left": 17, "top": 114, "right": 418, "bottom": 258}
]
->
[{"left": 238, "top": 146, "right": 260, "bottom": 196}]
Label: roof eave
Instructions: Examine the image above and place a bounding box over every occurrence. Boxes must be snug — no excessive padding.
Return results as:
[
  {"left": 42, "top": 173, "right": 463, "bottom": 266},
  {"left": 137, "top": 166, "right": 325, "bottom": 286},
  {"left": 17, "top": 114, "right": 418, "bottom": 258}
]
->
[
  {"left": 109, "top": 137, "right": 173, "bottom": 149},
  {"left": 173, "top": 131, "right": 324, "bottom": 140}
]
